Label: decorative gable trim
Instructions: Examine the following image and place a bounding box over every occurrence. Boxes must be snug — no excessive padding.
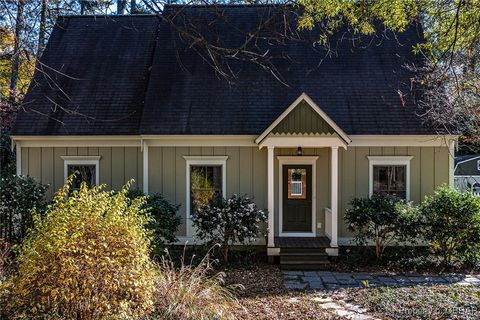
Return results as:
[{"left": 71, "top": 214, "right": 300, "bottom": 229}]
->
[{"left": 255, "top": 93, "right": 351, "bottom": 145}]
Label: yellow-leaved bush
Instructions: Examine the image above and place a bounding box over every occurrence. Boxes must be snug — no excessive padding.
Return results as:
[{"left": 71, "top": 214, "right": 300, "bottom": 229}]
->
[{"left": 1, "top": 178, "right": 156, "bottom": 319}]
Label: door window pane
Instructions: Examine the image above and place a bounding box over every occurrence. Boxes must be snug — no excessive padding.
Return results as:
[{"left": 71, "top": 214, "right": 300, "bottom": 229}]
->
[
  {"left": 288, "top": 168, "right": 307, "bottom": 199},
  {"left": 373, "top": 165, "right": 406, "bottom": 199},
  {"left": 67, "top": 165, "right": 96, "bottom": 190},
  {"left": 191, "top": 165, "right": 222, "bottom": 214}
]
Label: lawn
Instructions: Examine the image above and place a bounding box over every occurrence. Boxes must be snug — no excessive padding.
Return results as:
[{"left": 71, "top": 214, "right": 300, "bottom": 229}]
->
[{"left": 336, "top": 284, "right": 480, "bottom": 320}]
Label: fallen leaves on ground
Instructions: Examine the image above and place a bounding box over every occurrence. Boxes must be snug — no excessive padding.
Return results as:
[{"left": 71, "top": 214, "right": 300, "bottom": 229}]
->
[
  {"left": 337, "top": 284, "right": 480, "bottom": 320},
  {"left": 225, "top": 264, "right": 337, "bottom": 320}
]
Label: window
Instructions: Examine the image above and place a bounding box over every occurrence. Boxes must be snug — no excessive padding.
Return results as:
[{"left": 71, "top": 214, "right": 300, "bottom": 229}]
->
[
  {"left": 372, "top": 165, "right": 406, "bottom": 199},
  {"left": 190, "top": 165, "right": 223, "bottom": 213},
  {"left": 288, "top": 168, "right": 307, "bottom": 199},
  {"left": 368, "top": 156, "right": 413, "bottom": 200},
  {"left": 61, "top": 156, "right": 100, "bottom": 190},
  {"left": 184, "top": 156, "right": 227, "bottom": 237},
  {"left": 477, "top": 160, "right": 480, "bottom": 171}
]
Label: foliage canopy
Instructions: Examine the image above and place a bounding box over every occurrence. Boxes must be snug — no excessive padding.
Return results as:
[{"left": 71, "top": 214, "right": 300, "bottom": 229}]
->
[{"left": 419, "top": 185, "right": 480, "bottom": 265}]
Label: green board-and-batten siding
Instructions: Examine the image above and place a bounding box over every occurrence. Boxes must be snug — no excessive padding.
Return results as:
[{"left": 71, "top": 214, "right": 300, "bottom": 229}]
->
[
  {"left": 19, "top": 145, "right": 450, "bottom": 239},
  {"left": 148, "top": 146, "right": 268, "bottom": 237},
  {"left": 337, "top": 146, "right": 450, "bottom": 237},
  {"left": 271, "top": 100, "right": 336, "bottom": 135},
  {"left": 20, "top": 147, "right": 143, "bottom": 199}
]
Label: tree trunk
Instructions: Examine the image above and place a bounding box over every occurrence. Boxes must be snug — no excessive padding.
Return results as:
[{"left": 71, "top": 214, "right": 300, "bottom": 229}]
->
[
  {"left": 130, "top": 0, "right": 136, "bottom": 13},
  {"left": 10, "top": 0, "right": 25, "bottom": 95},
  {"left": 37, "top": 0, "right": 47, "bottom": 57},
  {"left": 117, "top": 0, "right": 127, "bottom": 14},
  {"left": 222, "top": 240, "right": 229, "bottom": 263}
]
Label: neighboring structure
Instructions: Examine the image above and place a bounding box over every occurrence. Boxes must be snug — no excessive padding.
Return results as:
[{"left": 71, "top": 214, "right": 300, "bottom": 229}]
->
[
  {"left": 454, "top": 155, "right": 480, "bottom": 195},
  {"left": 11, "top": 5, "right": 456, "bottom": 263}
]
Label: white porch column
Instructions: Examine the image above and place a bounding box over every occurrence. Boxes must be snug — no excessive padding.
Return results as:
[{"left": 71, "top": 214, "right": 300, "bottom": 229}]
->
[
  {"left": 267, "top": 146, "right": 275, "bottom": 248},
  {"left": 330, "top": 146, "right": 339, "bottom": 248}
]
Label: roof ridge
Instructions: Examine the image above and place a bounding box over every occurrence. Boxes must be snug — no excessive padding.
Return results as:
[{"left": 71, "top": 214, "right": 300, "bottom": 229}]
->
[
  {"left": 57, "top": 14, "right": 158, "bottom": 19},
  {"left": 58, "top": 3, "right": 284, "bottom": 19},
  {"left": 165, "top": 3, "right": 284, "bottom": 8}
]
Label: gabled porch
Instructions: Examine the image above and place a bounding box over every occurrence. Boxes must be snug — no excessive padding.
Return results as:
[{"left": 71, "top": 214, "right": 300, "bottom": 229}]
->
[{"left": 255, "top": 93, "right": 351, "bottom": 260}]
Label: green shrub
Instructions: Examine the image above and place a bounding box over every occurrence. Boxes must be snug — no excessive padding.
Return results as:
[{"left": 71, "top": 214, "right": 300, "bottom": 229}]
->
[
  {"left": 1, "top": 179, "right": 156, "bottom": 319},
  {"left": 127, "top": 189, "right": 181, "bottom": 253},
  {"left": 192, "top": 194, "right": 267, "bottom": 262},
  {"left": 419, "top": 185, "right": 480, "bottom": 265},
  {"left": 0, "top": 174, "right": 48, "bottom": 244},
  {"left": 346, "top": 193, "right": 419, "bottom": 259},
  {"left": 152, "top": 250, "right": 238, "bottom": 320}
]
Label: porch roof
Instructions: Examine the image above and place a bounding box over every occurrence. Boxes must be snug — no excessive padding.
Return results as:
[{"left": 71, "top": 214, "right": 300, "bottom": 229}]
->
[{"left": 255, "top": 93, "right": 351, "bottom": 147}]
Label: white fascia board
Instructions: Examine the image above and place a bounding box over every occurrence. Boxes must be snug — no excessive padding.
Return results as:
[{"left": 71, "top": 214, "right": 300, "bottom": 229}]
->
[
  {"left": 349, "top": 135, "right": 459, "bottom": 147},
  {"left": 259, "top": 136, "right": 347, "bottom": 149},
  {"left": 145, "top": 135, "right": 257, "bottom": 147},
  {"left": 11, "top": 135, "right": 257, "bottom": 147}
]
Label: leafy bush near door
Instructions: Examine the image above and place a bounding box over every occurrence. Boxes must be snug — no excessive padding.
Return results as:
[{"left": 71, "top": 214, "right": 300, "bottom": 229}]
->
[
  {"left": 192, "top": 194, "right": 267, "bottom": 263},
  {"left": 127, "top": 189, "right": 181, "bottom": 254},
  {"left": 419, "top": 185, "right": 480, "bottom": 265},
  {"left": 345, "top": 193, "right": 420, "bottom": 259}
]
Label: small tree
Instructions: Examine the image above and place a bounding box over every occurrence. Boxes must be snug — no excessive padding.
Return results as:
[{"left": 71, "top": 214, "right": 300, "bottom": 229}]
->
[
  {"left": 192, "top": 194, "right": 267, "bottom": 262},
  {"left": 1, "top": 179, "right": 156, "bottom": 319},
  {"left": 0, "top": 174, "right": 48, "bottom": 244},
  {"left": 345, "top": 193, "right": 419, "bottom": 259},
  {"left": 419, "top": 185, "right": 480, "bottom": 265},
  {"left": 127, "top": 189, "right": 181, "bottom": 254}
]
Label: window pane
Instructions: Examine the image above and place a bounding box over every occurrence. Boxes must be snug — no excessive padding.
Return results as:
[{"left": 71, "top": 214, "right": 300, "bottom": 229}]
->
[
  {"left": 67, "top": 165, "right": 96, "bottom": 189},
  {"left": 373, "top": 165, "right": 406, "bottom": 199},
  {"left": 288, "top": 168, "right": 307, "bottom": 199},
  {"left": 191, "top": 165, "right": 222, "bottom": 214}
]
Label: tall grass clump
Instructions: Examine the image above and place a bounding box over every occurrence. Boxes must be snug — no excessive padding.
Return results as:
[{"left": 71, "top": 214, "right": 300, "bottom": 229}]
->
[{"left": 152, "top": 247, "right": 240, "bottom": 320}]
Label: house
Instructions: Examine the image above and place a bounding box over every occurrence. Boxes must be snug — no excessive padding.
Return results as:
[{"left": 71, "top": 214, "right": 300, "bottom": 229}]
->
[
  {"left": 11, "top": 5, "right": 456, "bottom": 264},
  {"left": 454, "top": 155, "right": 480, "bottom": 195}
]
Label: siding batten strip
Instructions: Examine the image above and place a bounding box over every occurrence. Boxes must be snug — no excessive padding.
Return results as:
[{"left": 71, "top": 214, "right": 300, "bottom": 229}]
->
[
  {"left": 16, "top": 143, "right": 21, "bottom": 176},
  {"left": 143, "top": 141, "right": 149, "bottom": 194}
]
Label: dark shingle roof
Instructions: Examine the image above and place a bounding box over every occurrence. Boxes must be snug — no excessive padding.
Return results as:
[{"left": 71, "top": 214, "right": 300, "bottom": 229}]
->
[
  {"left": 13, "top": 5, "right": 434, "bottom": 136},
  {"left": 13, "top": 15, "right": 160, "bottom": 135}
]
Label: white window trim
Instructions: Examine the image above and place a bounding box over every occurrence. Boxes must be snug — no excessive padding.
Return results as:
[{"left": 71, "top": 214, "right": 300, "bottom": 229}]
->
[
  {"left": 277, "top": 156, "right": 318, "bottom": 237},
  {"left": 368, "top": 156, "right": 413, "bottom": 201},
  {"left": 61, "top": 156, "right": 101, "bottom": 186},
  {"left": 184, "top": 156, "right": 228, "bottom": 238}
]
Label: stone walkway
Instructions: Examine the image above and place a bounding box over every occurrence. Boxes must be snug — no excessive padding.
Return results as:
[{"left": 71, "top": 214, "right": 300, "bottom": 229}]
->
[{"left": 283, "top": 270, "right": 480, "bottom": 291}]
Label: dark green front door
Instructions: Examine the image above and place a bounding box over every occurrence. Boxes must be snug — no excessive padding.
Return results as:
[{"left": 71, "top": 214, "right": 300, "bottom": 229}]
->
[{"left": 282, "top": 165, "right": 312, "bottom": 232}]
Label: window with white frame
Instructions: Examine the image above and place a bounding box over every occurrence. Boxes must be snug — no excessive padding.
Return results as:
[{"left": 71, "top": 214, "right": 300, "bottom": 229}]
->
[
  {"left": 61, "top": 156, "right": 100, "bottom": 190},
  {"left": 477, "top": 160, "right": 480, "bottom": 171},
  {"left": 184, "top": 156, "right": 227, "bottom": 237},
  {"left": 368, "top": 156, "right": 413, "bottom": 200}
]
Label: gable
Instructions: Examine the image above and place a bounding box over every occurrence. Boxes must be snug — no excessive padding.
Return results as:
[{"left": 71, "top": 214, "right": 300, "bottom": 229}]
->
[
  {"left": 271, "top": 100, "right": 336, "bottom": 135},
  {"left": 455, "top": 156, "right": 480, "bottom": 176},
  {"left": 255, "top": 93, "right": 351, "bottom": 145}
]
